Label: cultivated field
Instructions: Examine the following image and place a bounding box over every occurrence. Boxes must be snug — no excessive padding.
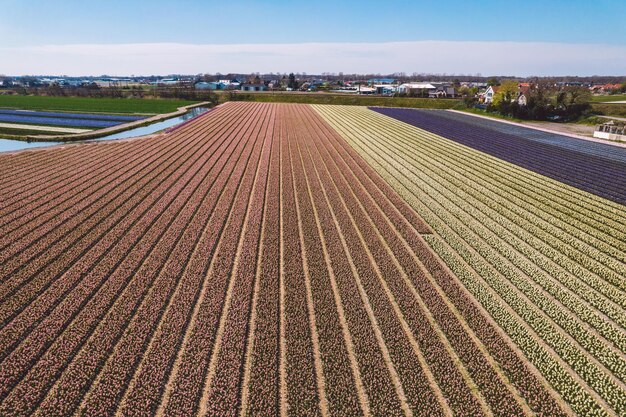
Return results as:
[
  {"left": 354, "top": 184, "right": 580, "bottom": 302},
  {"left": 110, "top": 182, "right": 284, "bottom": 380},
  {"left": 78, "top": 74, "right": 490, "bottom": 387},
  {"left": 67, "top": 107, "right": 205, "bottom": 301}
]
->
[
  {"left": 0, "top": 95, "right": 198, "bottom": 114},
  {"left": 315, "top": 105, "right": 626, "bottom": 417},
  {"left": 0, "top": 102, "right": 624, "bottom": 416},
  {"left": 0, "top": 109, "right": 147, "bottom": 132},
  {"left": 222, "top": 92, "right": 461, "bottom": 109},
  {"left": 371, "top": 107, "right": 626, "bottom": 204}
]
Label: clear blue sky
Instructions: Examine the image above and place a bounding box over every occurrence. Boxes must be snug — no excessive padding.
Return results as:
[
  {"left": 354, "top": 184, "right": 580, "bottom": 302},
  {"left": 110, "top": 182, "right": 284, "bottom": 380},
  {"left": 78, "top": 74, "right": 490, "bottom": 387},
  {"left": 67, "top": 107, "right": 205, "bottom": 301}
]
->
[
  {"left": 1, "top": 0, "right": 625, "bottom": 76},
  {"left": 2, "top": 0, "right": 624, "bottom": 46}
]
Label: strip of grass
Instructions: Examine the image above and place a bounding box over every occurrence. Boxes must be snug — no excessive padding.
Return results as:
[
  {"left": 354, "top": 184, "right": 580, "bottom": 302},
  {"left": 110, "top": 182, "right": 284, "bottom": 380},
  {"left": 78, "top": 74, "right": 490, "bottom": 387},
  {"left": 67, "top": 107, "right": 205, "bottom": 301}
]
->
[
  {"left": 591, "top": 103, "right": 626, "bottom": 118},
  {"left": 590, "top": 94, "right": 626, "bottom": 103},
  {"left": 460, "top": 104, "right": 626, "bottom": 122},
  {"left": 454, "top": 107, "right": 526, "bottom": 123},
  {"left": 0, "top": 95, "right": 199, "bottom": 114},
  {"left": 220, "top": 92, "right": 461, "bottom": 109}
]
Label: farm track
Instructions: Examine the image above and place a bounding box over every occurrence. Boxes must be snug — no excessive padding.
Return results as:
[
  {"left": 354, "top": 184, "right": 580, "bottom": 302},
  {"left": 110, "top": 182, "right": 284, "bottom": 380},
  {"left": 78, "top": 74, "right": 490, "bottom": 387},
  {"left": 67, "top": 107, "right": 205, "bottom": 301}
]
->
[
  {"left": 0, "top": 102, "right": 619, "bottom": 416},
  {"left": 315, "top": 105, "right": 626, "bottom": 416}
]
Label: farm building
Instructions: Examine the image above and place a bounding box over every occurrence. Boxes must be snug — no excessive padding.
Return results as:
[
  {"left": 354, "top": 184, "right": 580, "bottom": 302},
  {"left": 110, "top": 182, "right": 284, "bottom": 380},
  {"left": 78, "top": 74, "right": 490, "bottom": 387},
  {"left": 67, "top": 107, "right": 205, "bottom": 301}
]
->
[
  {"left": 195, "top": 82, "right": 225, "bottom": 90},
  {"left": 218, "top": 79, "right": 242, "bottom": 88},
  {"left": 397, "top": 82, "right": 436, "bottom": 94},
  {"left": 373, "top": 84, "right": 397, "bottom": 95},
  {"left": 240, "top": 83, "right": 268, "bottom": 91},
  {"left": 156, "top": 78, "right": 180, "bottom": 86},
  {"left": 397, "top": 82, "right": 456, "bottom": 97}
]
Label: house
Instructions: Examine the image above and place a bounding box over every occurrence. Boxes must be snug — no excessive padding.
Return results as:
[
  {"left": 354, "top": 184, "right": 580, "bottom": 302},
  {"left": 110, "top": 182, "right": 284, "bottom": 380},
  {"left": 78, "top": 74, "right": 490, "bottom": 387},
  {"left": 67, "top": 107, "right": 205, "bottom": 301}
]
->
[
  {"left": 356, "top": 86, "right": 376, "bottom": 94},
  {"left": 428, "top": 83, "right": 456, "bottom": 98},
  {"left": 594, "top": 121, "right": 626, "bottom": 141},
  {"left": 241, "top": 83, "right": 268, "bottom": 92},
  {"left": 517, "top": 83, "right": 532, "bottom": 106},
  {"left": 517, "top": 93, "right": 528, "bottom": 106},
  {"left": 483, "top": 86, "right": 499, "bottom": 103},
  {"left": 92, "top": 78, "right": 136, "bottom": 88},
  {"left": 598, "top": 83, "right": 622, "bottom": 94}
]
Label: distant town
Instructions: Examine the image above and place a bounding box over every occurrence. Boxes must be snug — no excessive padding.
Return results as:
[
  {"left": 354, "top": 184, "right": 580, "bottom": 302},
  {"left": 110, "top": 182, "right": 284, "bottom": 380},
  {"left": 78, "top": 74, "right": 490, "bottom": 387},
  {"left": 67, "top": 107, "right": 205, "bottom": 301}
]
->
[{"left": 1, "top": 73, "right": 625, "bottom": 100}]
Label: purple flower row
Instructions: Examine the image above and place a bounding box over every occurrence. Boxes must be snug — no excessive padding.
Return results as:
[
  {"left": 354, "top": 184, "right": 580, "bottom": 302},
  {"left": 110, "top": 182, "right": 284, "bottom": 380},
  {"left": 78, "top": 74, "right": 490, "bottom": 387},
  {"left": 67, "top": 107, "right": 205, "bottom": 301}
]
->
[
  {"left": 0, "top": 114, "right": 122, "bottom": 128},
  {"left": 0, "top": 109, "right": 145, "bottom": 122}
]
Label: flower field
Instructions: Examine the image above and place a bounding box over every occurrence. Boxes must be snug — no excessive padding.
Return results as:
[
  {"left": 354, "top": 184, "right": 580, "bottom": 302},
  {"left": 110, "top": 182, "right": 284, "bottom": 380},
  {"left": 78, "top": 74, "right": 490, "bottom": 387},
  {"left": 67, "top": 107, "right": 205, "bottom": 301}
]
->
[
  {"left": 0, "top": 109, "right": 148, "bottom": 133},
  {"left": 0, "top": 109, "right": 147, "bottom": 122},
  {"left": 0, "top": 102, "right": 623, "bottom": 416},
  {"left": 371, "top": 107, "right": 626, "bottom": 205},
  {"left": 414, "top": 109, "right": 626, "bottom": 164},
  {"left": 0, "top": 113, "right": 130, "bottom": 128},
  {"left": 315, "top": 105, "right": 626, "bottom": 417}
]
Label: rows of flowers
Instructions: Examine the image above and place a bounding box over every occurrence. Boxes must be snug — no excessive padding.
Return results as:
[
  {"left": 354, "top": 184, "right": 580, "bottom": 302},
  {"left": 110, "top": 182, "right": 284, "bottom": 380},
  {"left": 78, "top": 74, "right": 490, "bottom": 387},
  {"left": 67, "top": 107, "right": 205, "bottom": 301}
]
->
[
  {"left": 302, "top": 105, "right": 565, "bottom": 416},
  {"left": 75, "top": 104, "right": 268, "bottom": 417},
  {"left": 316, "top": 105, "right": 625, "bottom": 417},
  {"left": 367, "top": 121, "right": 626, "bottom": 335},
  {"left": 372, "top": 107, "right": 626, "bottom": 205},
  {"left": 0, "top": 109, "right": 146, "bottom": 121},
  {"left": 0, "top": 104, "right": 243, "bottom": 416},
  {"left": 432, "top": 109, "right": 626, "bottom": 164},
  {"left": 318, "top": 106, "right": 570, "bottom": 416},
  {"left": 369, "top": 110, "right": 626, "bottom": 411},
  {"left": 0, "top": 113, "right": 123, "bottom": 128},
  {"left": 239, "top": 123, "right": 282, "bottom": 416},
  {"left": 0, "top": 104, "right": 242, "bottom": 290},
  {"left": 0, "top": 119, "right": 206, "bottom": 327}
]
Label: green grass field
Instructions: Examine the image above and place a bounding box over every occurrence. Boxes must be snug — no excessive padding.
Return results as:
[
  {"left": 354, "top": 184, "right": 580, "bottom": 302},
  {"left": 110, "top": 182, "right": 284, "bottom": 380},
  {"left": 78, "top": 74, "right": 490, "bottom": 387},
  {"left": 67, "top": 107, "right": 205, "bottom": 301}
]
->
[
  {"left": 459, "top": 102, "right": 626, "bottom": 122},
  {"left": 591, "top": 102, "right": 626, "bottom": 118},
  {"left": 0, "top": 95, "right": 199, "bottom": 114},
  {"left": 455, "top": 107, "right": 527, "bottom": 122},
  {"left": 221, "top": 92, "right": 461, "bottom": 109},
  {"left": 590, "top": 94, "right": 626, "bottom": 103}
]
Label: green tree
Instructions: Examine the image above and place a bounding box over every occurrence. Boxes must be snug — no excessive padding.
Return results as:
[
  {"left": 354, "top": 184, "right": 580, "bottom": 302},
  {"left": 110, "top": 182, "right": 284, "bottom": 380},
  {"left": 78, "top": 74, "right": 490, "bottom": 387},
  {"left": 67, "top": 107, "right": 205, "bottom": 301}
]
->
[
  {"left": 566, "top": 86, "right": 591, "bottom": 105},
  {"left": 288, "top": 73, "right": 298, "bottom": 89},
  {"left": 487, "top": 77, "right": 500, "bottom": 86},
  {"left": 492, "top": 80, "right": 518, "bottom": 106}
]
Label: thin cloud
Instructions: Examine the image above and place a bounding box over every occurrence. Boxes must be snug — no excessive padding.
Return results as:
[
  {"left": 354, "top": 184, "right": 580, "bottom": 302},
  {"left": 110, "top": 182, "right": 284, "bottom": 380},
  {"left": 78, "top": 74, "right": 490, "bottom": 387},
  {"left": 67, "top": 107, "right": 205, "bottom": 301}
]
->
[{"left": 2, "top": 41, "right": 625, "bottom": 76}]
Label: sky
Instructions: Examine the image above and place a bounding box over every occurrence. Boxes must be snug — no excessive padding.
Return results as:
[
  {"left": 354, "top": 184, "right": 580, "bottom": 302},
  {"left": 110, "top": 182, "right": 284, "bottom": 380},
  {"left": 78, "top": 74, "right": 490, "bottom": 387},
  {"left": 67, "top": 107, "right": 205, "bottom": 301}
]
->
[{"left": 1, "top": 0, "right": 625, "bottom": 76}]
